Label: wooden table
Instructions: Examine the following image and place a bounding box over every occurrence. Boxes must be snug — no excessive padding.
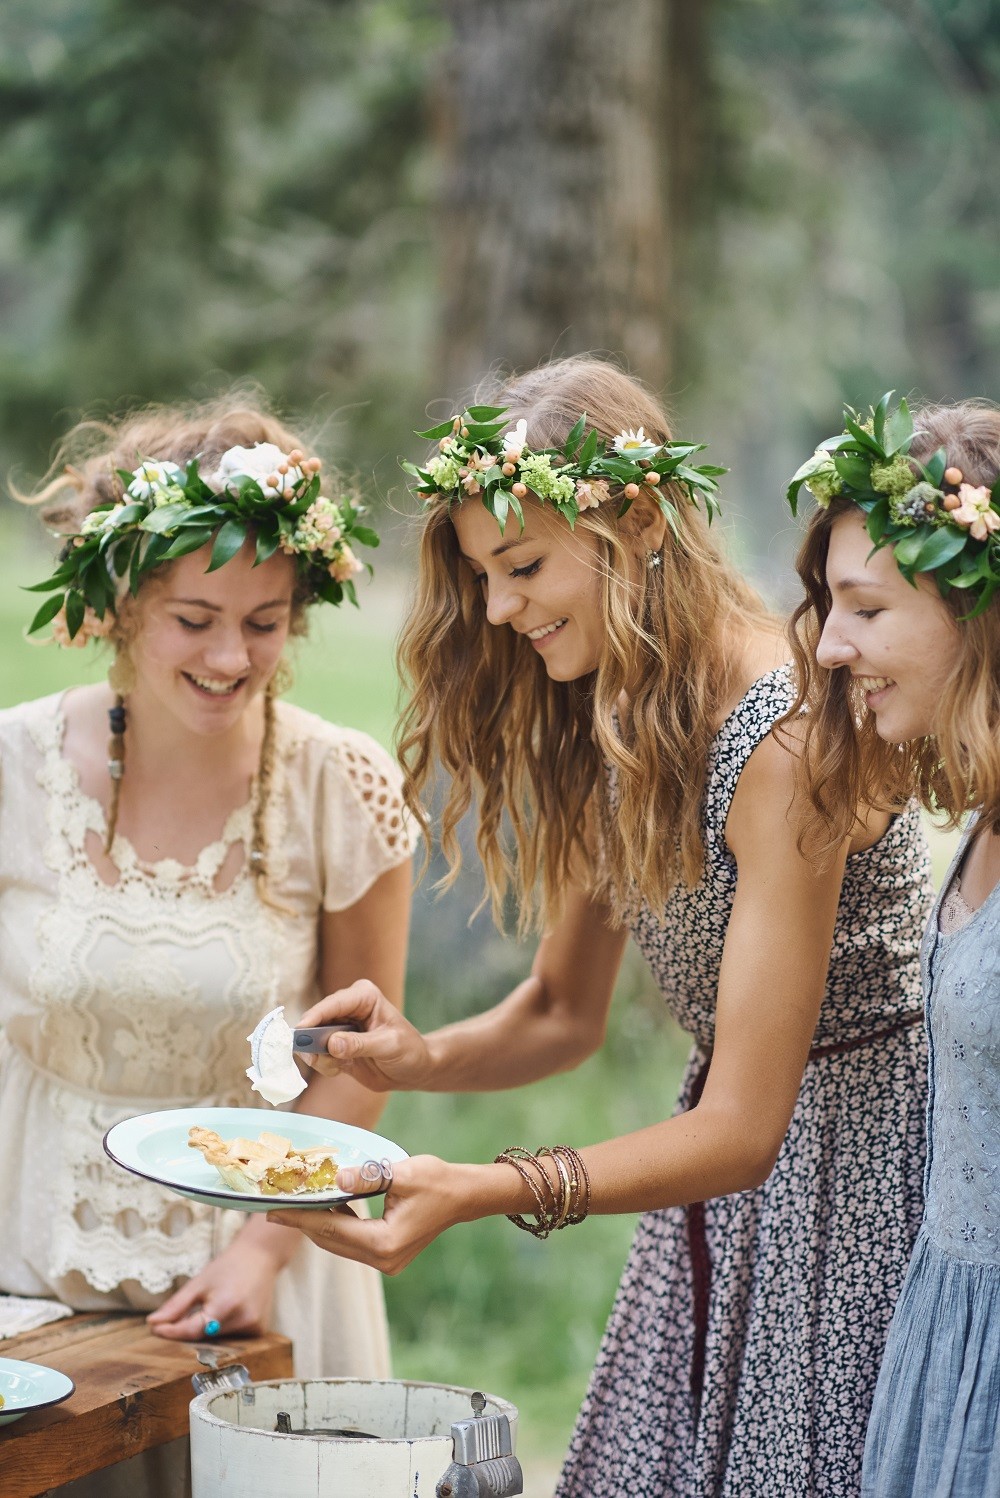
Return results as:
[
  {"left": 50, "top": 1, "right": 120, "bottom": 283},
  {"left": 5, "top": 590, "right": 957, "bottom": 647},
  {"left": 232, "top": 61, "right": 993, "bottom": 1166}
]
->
[{"left": 0, "top": 1312, "right": 293, "bottom": 1497}]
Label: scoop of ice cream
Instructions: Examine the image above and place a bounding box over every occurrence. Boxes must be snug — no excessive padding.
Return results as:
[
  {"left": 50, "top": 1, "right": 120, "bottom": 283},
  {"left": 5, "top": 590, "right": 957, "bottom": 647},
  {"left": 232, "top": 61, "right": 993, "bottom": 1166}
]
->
[{"left": 246, "top": 1006, "right": 308, "bottom": 1106}]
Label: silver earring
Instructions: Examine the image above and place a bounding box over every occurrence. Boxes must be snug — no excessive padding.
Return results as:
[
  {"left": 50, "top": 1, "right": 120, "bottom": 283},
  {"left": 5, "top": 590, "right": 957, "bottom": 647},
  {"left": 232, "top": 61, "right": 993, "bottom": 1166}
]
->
[{"left": 646, "top": 549, "right": 662, "bottom": 570}]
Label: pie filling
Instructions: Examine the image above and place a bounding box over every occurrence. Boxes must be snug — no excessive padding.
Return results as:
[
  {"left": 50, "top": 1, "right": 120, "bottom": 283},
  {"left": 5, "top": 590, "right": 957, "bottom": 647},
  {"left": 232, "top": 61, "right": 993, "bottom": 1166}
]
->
[{"left": 188, "top": 1125, "right": 339, "bottom": 1195}]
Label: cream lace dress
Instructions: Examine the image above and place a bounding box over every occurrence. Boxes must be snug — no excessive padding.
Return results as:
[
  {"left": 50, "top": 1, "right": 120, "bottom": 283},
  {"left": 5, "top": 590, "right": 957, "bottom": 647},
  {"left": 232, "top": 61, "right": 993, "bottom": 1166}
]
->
[{"left": 0, "top": 691, "right": 414, "bottom": 1382}]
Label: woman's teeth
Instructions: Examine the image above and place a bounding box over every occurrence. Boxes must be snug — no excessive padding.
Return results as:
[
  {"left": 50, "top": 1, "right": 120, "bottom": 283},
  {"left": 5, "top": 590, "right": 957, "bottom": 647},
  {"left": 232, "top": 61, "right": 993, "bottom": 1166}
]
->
[
  {"left": 188, "top": 674, "right": 244, "bottom": 696},
  {"left": 527, "top": 619, "right": 567, "bottom": 640},
  {"left": 857, "top": 675, "right": 892, "bottom": 693}
]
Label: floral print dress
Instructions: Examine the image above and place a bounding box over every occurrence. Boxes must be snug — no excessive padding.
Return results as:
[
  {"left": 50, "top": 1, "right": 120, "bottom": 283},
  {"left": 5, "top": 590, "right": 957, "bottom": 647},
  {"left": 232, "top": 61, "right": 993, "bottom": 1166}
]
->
[{"left": 556, "top": 666, "right": 933, "bottom": 1498}]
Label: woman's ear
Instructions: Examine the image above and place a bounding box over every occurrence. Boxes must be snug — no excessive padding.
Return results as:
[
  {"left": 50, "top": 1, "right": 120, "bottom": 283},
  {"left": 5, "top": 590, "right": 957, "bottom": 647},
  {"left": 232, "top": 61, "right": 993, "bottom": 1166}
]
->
[{"left": 625, "top": 491, "right": 669, "bottom": 556}]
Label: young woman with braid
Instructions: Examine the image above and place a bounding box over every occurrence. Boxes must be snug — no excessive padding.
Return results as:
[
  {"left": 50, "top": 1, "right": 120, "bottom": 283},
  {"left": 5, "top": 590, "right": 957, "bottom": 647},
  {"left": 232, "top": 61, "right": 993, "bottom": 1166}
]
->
[
  {"left": 0, "top": 400, "right": 413, "bottom": 1488},
  {"left": 271, "top": 358, "right": 933, "bottom": 1497}
]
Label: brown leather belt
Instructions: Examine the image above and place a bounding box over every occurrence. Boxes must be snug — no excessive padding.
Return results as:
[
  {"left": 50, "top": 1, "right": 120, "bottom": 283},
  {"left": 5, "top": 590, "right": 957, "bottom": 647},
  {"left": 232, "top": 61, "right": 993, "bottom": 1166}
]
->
[{"left": 685, "top": 1009, "right": 925, "bottom": 1421}]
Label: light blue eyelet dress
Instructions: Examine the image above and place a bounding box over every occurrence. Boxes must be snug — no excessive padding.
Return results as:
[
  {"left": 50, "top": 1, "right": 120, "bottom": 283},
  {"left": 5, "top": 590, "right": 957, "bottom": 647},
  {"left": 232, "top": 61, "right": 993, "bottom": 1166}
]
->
[{"left": 863, "top": 824, "right": 1000, "bottom": 1496}]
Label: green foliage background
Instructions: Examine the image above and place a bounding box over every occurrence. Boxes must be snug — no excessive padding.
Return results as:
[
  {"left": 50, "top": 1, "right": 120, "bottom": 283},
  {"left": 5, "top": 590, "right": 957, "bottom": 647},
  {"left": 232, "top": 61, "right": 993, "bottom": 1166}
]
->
[{"left": 0, "top": 0, "right": 990, "bottom": 1482}]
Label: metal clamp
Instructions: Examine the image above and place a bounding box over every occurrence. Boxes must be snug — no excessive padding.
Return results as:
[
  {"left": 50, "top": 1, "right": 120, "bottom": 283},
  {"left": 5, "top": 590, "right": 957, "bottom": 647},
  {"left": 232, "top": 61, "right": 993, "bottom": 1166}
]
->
[
  {"left": 436, "top": 1392, "right": 523, "bottom": 1497},
  {"left": 190, "top": 1359, "right": 251, "bottom": 1398}
]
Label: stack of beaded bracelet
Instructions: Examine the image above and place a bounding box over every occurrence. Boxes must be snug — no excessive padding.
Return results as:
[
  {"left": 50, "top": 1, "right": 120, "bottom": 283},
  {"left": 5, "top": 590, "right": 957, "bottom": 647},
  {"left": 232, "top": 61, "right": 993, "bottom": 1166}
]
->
[{"left": 494, "top": 1145, "right": 592, "bottom": 1239}]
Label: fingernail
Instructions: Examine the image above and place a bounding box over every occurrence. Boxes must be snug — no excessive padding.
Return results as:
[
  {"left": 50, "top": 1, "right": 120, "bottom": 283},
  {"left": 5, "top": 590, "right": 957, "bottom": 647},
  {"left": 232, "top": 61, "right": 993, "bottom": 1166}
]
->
[
  {"left": 336, "top": 1166, "right": 357, "bottom": 1192},
  {"left": 328, "top": 1037, "right": 347, "bottom": 1057}
]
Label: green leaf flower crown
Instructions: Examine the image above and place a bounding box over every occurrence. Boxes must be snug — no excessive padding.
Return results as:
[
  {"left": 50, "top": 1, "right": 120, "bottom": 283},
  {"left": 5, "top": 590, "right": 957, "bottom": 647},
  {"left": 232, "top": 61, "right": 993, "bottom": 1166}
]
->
[
  {"left": 788, "top": 391, "right": 1000, "bottom": 616},
  {"left": 26, "top": 441, "right": 380, "bottom": 645},
  {"left": 402, "top": 405, "right": 726, "bottom": 536}
]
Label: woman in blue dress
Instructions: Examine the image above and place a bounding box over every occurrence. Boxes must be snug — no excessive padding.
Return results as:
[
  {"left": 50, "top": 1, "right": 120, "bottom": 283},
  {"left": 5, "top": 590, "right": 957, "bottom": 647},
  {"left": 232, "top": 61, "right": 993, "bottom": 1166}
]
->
[{"left": 787, "top": 393, "right": 1000, "bottom": 1497}]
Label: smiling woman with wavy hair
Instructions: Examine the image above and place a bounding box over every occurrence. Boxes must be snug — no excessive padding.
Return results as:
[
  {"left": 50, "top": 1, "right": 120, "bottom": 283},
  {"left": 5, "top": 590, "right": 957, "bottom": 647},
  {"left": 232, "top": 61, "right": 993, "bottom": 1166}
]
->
[
  {"left": 278, "top": 355, "right": 934, "bottom": 1498},
  {"left": 784, "top": 395, "right": 1000, "bottom": 1496},
  {"left": 397, "top": 358, "right": 775, "bottom": 932}
]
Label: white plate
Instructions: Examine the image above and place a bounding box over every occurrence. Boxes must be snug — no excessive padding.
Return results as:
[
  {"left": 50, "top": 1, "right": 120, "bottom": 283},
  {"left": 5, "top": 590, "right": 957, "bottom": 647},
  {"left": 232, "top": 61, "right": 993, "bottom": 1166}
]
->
[
  {"left": 0, "top": 1357, "right": 75, "bottom": 1427},
  {"left": 103, "top": 1107, "right": 407, "bottom": 1213}
]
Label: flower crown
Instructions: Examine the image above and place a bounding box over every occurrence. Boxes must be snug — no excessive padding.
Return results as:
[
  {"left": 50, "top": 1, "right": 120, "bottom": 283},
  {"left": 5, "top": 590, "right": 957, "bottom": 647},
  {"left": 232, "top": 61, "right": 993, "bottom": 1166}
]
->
[
  {"left": 26, "top": 442, "right": 380, "bottom": 645},
  {"left": 787, "top": 392, "right": 1000, "bottom": 616},
  {"left": 402, "top": 405, "right": 726, "bottom": 535}
]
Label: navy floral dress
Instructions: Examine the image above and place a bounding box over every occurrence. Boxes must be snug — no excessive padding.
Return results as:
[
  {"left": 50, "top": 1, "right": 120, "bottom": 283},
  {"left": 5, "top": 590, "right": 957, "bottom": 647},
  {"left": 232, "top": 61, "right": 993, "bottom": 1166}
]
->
[{"left": 556, "top": 666, "right": 933, "bottom": 1498}]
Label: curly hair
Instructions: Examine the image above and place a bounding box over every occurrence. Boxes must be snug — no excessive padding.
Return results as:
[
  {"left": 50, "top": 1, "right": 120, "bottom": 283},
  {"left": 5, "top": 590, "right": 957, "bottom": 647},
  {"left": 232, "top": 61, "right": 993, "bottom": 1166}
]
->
[
  {"left": 788, "top": 399, "right": 1000, "bottom": 852},
  {"left": 397, "top": 355, "right": 778, "bottom": 932}
]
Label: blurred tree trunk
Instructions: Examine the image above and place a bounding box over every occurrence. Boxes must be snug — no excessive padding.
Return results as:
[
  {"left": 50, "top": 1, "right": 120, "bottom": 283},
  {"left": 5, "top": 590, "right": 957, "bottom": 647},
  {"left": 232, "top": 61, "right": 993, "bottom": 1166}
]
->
[
  {"left": 435, "top": 0, "right": 671, "bottom": 397},
  {"left": 664, "top": 0, "right": 715, "bottom": 380}
]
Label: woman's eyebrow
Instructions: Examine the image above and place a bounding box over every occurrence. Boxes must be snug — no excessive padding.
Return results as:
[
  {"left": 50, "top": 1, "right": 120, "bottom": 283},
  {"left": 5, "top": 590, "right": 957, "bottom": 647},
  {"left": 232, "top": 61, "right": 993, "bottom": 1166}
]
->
[{"left": 458, "top": 538, "right": 530, "bottom": 565}]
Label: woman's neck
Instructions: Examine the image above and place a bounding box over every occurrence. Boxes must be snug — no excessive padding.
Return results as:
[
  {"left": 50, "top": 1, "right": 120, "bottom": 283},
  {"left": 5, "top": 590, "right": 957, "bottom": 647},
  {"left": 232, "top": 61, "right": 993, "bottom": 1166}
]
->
[{"left": 121, "top": 683, "right": 266, "bottom": 783}]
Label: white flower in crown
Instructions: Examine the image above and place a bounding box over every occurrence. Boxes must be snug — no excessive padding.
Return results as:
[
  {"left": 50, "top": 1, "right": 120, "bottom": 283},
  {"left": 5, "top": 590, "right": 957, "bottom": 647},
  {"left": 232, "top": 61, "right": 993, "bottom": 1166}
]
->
[
  {"left": 127, "top": 460, "right": 186, "bottom": 502},
  {"left": 613, "top": 427, "right": 659, "bottom": 462},
  {"left": 210, "top": 443, "right": 306, "bottom": 500},
  {"left": 80, "top": 503, "right": 132, "bottom": 536},
  {"left": 502, "top": 419, "right": 529, "bottom": 462}
]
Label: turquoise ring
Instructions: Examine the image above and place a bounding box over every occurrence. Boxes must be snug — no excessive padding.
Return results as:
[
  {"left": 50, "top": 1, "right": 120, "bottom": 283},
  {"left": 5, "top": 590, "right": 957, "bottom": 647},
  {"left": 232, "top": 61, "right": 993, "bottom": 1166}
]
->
[{"left": 203, "top": 1318, "right": 222, "bottom": 1338}]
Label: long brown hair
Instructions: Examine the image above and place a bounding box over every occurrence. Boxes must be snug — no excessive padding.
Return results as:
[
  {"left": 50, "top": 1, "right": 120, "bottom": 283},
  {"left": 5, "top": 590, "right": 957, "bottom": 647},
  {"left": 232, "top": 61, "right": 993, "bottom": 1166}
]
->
[
  {"left": 789, "top": 399, "right": 1000, "bottom": 851},
  {"left": 397, "top": 356, "right": 777, "bottom": 932}
]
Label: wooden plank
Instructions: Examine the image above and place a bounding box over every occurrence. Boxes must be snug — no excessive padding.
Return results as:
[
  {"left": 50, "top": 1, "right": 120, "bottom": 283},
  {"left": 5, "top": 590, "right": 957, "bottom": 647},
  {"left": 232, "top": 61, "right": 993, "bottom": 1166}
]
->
[{"left": 0, "top": 1315, "right": 293, "bottom": 1498}]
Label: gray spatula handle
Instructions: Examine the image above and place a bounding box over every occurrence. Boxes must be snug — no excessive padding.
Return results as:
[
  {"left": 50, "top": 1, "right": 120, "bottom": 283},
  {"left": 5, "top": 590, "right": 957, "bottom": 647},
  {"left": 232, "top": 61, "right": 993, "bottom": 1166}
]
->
[{"left": 292, "top": 1023, "right": 361, "bottom": 1053}]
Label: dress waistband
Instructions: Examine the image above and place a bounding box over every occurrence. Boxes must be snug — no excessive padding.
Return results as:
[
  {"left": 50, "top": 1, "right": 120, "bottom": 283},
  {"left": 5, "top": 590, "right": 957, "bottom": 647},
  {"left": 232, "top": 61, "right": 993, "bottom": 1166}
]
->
[{"left": 0, "top": 1031, "right": 212, "bottom": 1111}]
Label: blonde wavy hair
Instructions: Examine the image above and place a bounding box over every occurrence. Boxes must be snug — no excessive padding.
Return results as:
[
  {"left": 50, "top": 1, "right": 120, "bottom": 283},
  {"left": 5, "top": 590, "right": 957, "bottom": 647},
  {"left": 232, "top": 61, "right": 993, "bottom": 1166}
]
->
[
  {"left": 788, "top": 399, "right": 1000, "bottom": 853},
  {"left": 397, "top": 356, "right": 777, "bottom": 932},
  {"left": 16, "top": 394, "right": 326, "bottom": 900}
]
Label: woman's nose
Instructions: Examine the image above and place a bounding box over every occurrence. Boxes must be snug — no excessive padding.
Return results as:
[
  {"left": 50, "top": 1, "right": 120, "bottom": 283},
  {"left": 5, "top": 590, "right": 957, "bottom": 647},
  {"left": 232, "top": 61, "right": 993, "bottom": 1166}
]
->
[
  {"left": 204, "top": 630, "right": 251, "bottom": 673},
  {"left": 485, "top": 581, "right": 524, "bottom": 628},
  {"left": 816, "top": 617, "right": 857, "bottom": 670}
]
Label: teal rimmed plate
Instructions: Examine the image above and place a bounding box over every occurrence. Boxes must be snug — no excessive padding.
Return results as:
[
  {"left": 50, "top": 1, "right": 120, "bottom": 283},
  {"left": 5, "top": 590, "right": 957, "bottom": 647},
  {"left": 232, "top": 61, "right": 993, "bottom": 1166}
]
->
[
  {"left": 103, "top": 1107, "right": 407, "bottom": 1213},
  {"left": 0, "top": 1358, "right": 74, "bottom": 1427}
]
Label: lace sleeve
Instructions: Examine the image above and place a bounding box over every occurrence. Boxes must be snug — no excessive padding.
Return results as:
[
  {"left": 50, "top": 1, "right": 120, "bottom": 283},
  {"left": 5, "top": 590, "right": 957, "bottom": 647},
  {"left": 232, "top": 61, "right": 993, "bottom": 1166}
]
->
[{"left": 320, "top": 731, "right": 417, "bottom": 912}]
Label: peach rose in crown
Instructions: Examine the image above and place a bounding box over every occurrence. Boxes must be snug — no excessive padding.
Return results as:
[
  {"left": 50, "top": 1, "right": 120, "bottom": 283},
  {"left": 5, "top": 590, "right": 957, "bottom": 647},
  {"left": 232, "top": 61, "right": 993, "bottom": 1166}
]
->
[
  {"left": 51, "top": 604, "right": 115, "bottom": 648},
  {"left": 575, "top": 478, "right": 611, "bottom": 511},
  {"left": 328, "top": 546, "right": 363, "bottom": 583},
  {"left": 949, "top": 483, "right": 1000, "bottom": 543}
]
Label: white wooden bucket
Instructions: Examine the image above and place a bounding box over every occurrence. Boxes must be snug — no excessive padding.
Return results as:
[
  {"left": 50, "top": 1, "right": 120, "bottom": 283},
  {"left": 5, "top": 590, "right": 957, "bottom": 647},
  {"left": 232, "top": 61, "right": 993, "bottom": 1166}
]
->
[{"left": 189, "top": 1376, "right": 520, "bottom": 1497}]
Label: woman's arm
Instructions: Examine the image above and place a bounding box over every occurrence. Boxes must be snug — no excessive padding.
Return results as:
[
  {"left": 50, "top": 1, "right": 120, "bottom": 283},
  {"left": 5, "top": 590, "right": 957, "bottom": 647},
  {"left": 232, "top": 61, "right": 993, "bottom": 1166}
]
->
[
  {"left": 148, "top": 857, "right": 413, "bottom": 1339},
  {"left": 296, "top": 884, "right": 630, "bottom": 1094},
  {"left": 270, "top": 729, "right": 851, "bottom": 1272}
]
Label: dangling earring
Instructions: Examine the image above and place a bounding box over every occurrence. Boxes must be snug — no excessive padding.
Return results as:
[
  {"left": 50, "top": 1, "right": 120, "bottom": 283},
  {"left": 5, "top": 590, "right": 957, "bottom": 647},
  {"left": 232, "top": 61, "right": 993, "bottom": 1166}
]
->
[
  {"left": 104, "top": 696, "right": 127, "bottom": 855},
  {"left": 646, "top": 548, "right": 662, "bottom": 570},
  {"left": 107, "top": 648, "right": 137, "bottom": 696}
]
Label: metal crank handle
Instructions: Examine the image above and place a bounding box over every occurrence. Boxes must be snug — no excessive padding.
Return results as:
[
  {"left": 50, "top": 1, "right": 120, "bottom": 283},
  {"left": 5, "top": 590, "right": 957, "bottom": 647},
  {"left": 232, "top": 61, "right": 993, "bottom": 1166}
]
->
[{"left": 292, "top": 1023, "right": 362, "bottom": 1054}]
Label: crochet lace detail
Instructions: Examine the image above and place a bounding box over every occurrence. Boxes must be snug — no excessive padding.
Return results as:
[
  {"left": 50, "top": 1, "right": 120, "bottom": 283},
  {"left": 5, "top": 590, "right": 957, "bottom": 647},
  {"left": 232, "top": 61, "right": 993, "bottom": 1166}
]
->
[
  {"left": 336, "top": 738, "right": 410, "bottom": 859},
  {"left": 23, "top": 704, "right": 282, "bottom": 1293}
]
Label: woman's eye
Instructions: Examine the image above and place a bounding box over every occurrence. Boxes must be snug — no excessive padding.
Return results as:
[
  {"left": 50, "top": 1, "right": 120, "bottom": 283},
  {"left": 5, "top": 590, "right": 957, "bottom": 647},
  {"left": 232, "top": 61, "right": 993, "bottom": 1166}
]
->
[
  {"left": 855, "top": 608, "right": 883, "bottom": 620},
  {"left": 511, "top": 559, "right": 541, "bottom": 580},
  {"left": 177, "top": 617, "right": 210, "bottom": 632},
  {"left": 248, "top": 621, "right": 280, "bottom": 634}
]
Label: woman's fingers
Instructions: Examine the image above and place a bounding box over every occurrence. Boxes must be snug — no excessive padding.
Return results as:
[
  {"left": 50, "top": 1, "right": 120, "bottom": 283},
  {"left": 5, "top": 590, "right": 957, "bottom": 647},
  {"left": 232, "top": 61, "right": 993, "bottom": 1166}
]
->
[
  {"left": 336, "top": 1160, "right": 394, "bottom": 1196},
  {"left": 297, "top": 979, "right": 389, "bottom": 1031},
  {"left": 147, "top": 1278, "right": 202, "bottom": 1326}
]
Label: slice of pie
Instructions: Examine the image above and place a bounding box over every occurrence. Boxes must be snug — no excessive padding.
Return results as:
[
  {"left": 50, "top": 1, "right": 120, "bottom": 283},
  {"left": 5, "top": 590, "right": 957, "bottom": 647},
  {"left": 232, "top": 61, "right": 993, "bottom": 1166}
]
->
[{"left": 188, "top": 1126, "right": 339, "bottom": 1195}]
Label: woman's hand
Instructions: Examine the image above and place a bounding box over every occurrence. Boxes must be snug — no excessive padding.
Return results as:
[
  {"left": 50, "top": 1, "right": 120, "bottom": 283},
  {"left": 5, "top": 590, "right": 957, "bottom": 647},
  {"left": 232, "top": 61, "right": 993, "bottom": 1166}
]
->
[
  {"left": 146, "top": 1225, "right": 295, "bottom": 1341},
  {"left": 297, "top": 979, "right": 433, "bottom": 1092},
  {"left": 268, "top": 1156, "right": 489, "bottom": 1275}
]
